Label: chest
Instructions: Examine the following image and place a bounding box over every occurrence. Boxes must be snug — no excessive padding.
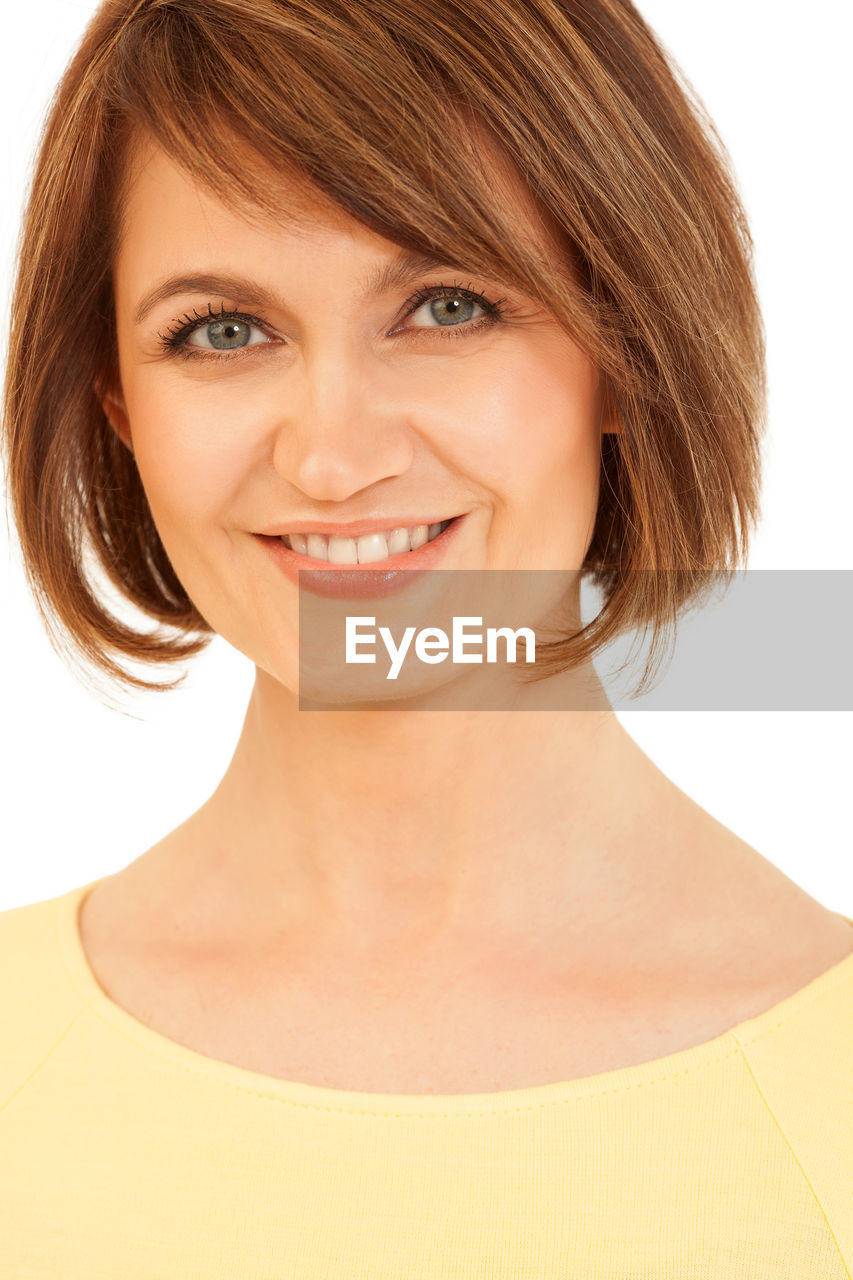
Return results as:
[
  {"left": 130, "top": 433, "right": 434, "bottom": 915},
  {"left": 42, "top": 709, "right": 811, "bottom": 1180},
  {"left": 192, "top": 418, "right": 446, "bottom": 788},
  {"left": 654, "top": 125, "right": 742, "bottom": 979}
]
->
[{"left": 76, "top": 921, "right": 826, "bottom": 1094}]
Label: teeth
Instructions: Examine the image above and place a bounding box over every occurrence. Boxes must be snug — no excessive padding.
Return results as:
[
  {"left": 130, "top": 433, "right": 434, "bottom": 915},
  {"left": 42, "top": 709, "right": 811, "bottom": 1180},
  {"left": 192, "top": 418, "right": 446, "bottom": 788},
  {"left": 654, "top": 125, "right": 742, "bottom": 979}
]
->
[{"left": 282, "top": 520, "right": 451, "bottom": 564}]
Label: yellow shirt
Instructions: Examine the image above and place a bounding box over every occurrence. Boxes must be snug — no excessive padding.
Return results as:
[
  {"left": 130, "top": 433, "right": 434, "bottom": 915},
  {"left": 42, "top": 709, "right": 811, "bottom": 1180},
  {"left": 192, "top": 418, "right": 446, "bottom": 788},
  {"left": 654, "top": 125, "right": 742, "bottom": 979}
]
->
[{"left": 2, "top": 876, "right": 852, "bottom": 1278}]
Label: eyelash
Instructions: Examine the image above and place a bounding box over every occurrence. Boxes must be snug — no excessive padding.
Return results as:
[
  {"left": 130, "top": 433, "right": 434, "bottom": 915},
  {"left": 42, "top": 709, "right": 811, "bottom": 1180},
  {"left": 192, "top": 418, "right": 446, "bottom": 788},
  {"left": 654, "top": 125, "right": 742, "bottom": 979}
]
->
[{"left": 155, "top": 281, "right": 511, "bottom": 363}]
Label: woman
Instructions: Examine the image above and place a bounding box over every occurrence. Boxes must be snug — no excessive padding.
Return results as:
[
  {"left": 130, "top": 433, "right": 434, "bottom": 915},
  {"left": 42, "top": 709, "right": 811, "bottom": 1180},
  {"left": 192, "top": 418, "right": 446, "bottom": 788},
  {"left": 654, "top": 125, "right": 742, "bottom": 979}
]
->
[{"left": 2, "top": 0, "right": 851, "bottom": 1273}]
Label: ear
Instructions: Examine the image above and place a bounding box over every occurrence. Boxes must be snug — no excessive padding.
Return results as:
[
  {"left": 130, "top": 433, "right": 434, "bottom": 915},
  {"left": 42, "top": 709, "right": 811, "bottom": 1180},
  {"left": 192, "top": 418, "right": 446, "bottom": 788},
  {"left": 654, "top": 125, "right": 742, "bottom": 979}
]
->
[
  {"left": 598, "top": 379, "right": 623, "bottom": 436},
  {"left": 95, "top": 371, "right": 134, "bottom": 456}
]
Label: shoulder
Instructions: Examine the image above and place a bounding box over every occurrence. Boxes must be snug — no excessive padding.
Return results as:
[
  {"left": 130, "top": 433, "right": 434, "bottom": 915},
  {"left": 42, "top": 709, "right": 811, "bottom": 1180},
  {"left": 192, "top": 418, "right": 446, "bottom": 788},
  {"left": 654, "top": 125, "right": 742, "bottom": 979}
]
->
[
  {"left": 0, "top": 886, "right": 88, "bottom": 1112},
  {"left": 730, "top": 936, "right": 853, "bottom": 1240},
  {"left": 732, "top": 918, "right": 853, "bottom": 1070},
  {"left": 0, "top": 887, "right": 66, "bottom": 989}
]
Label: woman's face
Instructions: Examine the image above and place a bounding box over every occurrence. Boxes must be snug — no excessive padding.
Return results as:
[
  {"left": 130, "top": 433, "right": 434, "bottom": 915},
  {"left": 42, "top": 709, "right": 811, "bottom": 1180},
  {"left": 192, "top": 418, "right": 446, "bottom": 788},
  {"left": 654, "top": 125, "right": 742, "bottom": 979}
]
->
[{"left": 105, "top": 135, "right": 612, "bottom": 695}]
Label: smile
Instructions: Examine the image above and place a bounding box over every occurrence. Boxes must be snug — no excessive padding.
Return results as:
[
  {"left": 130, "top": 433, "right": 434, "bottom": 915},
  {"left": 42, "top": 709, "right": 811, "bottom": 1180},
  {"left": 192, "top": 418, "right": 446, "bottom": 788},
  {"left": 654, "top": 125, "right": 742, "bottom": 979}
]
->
[
  {"left": 282, "top": 520, "right": 452, "bottom": 566},
  {"left": 253, "top": 514, "right": 467, "bottom": 599}
]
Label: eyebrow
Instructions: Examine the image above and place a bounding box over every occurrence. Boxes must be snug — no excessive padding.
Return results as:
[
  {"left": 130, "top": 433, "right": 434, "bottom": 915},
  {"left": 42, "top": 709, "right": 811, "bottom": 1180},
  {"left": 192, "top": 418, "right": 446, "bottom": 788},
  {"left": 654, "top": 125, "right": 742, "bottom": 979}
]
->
[{"left": 132, "top": 248, "right": 453, "bottom": 327}]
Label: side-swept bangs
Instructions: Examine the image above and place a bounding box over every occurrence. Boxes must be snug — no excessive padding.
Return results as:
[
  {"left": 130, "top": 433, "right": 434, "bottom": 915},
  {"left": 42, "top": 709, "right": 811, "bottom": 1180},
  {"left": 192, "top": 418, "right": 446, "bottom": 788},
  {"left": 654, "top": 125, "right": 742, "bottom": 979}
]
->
[{"left": 2, "top": 0, "right": 765, "bottom": 697}]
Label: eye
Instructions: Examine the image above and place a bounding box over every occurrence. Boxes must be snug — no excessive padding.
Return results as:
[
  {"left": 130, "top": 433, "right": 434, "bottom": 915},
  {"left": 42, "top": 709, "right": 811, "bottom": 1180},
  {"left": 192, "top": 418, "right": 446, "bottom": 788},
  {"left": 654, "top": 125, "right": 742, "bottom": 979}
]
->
[
  {"left": 157, "top": 302, "right": 275, "bottom": 362},
  {"left": 186, "top": 316, "right": 270, "bottom": 351},
  {"left": 400, "top": 282, "right": 508, "bottom": 339},
  {"left": 409, "top": 291, "right": 483, "bottom": 329}
]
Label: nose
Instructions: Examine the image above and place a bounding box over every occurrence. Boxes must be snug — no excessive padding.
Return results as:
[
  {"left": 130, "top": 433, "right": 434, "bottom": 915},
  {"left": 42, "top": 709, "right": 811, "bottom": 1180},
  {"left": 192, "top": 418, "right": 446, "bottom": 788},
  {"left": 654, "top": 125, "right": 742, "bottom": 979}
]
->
[{"left": 270, "top": 340, "right": 415, "bottom": 503}]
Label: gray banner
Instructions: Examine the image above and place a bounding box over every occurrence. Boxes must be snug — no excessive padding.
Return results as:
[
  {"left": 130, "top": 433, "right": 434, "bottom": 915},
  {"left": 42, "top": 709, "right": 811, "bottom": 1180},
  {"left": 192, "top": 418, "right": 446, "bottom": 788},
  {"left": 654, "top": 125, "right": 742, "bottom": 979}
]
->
[{"left": 295, "top": 570, "right": 853, "bottom": 711}]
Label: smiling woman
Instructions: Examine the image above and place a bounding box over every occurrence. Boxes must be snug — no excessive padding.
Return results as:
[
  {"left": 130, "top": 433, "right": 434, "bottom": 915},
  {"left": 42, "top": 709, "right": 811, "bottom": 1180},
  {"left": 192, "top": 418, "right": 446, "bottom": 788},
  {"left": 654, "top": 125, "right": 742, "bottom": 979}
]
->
[
  {"left": 3, "top": 0, "right": 766, "bottom": 695},
  {"left": 1, "top": 0, "right": 853, "bottom": 1276}
]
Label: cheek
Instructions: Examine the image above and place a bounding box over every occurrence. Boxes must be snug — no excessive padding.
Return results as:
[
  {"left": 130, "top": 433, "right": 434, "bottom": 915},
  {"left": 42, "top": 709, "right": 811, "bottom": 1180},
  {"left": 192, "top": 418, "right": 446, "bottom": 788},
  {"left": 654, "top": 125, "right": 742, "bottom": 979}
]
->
[
  {"left": 122, "top": 372, "right": 260, "bottom": 637},
  {"left": 450, "top": 343, "right": 601, "bottom": 505},
  {"left": 124, "top": 372, "right": 252, "bottom": 539}
]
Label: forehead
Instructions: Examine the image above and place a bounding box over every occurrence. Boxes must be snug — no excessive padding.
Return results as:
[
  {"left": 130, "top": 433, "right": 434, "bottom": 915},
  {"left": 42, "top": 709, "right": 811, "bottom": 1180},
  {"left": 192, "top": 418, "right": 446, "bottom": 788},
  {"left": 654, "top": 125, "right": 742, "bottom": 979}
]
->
[
  {"left": 117, "top": 131, "right": 354, "bottom": 254},
  {"left": 114, "top": 125, "right": 568, "bottom": 275}
]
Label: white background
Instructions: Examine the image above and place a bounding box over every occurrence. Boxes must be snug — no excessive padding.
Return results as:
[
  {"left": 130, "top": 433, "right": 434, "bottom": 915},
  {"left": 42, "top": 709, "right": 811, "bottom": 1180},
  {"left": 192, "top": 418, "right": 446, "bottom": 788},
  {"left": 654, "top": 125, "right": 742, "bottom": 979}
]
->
[{"left": 1, "top": 1, "right": 850, "bottom": 912}]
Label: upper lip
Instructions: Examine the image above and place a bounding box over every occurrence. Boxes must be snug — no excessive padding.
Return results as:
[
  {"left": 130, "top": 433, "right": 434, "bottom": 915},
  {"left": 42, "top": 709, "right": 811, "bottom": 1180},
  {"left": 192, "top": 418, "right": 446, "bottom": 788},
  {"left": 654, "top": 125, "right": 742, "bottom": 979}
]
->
[{"left": 257, "top": 515, "right": 463, "bottom": 538}]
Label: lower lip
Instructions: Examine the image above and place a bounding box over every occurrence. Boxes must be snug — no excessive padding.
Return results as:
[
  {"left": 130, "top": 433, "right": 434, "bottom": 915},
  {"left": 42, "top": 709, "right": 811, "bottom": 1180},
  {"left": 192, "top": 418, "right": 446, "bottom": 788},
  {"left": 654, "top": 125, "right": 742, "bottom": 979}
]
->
[{"left": 253, "top": 515, "right": 467, "bottom": 599}]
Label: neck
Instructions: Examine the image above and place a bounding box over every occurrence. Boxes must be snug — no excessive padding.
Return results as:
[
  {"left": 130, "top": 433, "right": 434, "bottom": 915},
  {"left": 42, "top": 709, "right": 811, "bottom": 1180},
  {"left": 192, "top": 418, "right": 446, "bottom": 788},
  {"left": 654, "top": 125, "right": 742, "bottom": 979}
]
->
[{"left": 177, "top": 661, "right": 687, "bottom": 955}]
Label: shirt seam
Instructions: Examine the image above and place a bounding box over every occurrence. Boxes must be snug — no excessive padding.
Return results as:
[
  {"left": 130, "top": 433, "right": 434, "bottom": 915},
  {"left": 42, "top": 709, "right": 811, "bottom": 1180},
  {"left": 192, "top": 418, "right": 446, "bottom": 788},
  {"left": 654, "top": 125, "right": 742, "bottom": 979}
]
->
[
  {"left": 735, "top": 1040, "right": 852, "bottom": 1279},
  {"left": 0, "top": 1011, "right": 87, "bottom": 1119}
]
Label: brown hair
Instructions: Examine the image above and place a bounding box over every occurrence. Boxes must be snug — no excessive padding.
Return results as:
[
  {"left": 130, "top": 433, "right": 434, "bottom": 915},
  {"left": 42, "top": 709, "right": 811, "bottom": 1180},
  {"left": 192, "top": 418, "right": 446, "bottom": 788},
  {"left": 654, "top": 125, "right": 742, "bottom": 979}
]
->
[{"left": 1, "top": 0, "right": 765, "bottom": 698}]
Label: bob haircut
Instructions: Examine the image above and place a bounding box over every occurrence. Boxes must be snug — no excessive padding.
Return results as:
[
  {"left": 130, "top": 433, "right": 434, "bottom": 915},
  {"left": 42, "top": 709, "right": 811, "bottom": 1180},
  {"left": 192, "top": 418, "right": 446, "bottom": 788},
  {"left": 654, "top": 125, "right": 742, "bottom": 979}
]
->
[{"left": 2, "top": 0, "right": 765, "bottom": 698}]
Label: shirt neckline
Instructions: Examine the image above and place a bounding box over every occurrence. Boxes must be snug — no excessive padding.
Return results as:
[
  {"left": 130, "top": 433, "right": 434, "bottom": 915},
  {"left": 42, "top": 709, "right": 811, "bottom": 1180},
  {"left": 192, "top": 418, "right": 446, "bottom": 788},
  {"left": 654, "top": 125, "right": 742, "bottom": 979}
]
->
[{"left": 55, "top": 874, "right": 853, "bottom": 1117}]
